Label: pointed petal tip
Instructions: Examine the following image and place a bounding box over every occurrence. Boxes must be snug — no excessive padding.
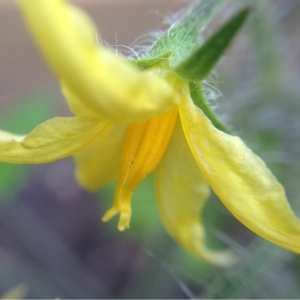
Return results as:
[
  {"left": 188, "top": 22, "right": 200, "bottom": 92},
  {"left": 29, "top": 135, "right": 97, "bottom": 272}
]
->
[
  {"left": 180, "top": 96, "right": 300, "bottom": 256},
  {"left": 102, "top": 207, "right": 118, "bottom": 222},
  {"left": 118, "top": 211, "right": 131, "bottom": 231},
  {"left": 0, "top": 117, "right": 103, "bottom": 164}
]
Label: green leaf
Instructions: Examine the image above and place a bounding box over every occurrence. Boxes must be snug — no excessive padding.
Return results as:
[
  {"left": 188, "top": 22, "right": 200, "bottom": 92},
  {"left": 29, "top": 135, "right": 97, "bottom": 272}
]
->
[
  {"left": 147, "top": 0, "right": 227, "bottom": 65},
  {"left": 174, "top": 7, "right": 251, "bottom": 81}
]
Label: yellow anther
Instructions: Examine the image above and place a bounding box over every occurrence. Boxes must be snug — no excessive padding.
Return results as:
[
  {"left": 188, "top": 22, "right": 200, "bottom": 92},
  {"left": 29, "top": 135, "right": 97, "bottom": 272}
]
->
[{"left": 103, "top": 107, "right": 178, "bottom": 229}]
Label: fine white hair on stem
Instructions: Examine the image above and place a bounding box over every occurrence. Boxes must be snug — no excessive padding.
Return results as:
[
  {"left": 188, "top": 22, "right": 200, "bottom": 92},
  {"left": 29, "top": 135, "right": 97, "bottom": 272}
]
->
[
  {"left": 202, "top": 73, "right": 234, "bottom": 131},
  {"left": 110, "top": 1, "right": 190, "bottom": 58},
  {"left": 129, "top": 30, "right": 164, "bottom": 57},
  {"left": 164, "top": 10, "right": 186, "bottom": 27},
  {"left": 203, "top": 77, "right": 224, "bottom": 110},
  {"left": 111, "top": 44, "right": 140, "bottom": 59}
]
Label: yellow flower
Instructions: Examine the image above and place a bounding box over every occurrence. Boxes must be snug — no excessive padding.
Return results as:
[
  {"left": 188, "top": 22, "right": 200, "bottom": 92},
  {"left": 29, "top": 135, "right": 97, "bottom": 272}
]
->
[{"left": 1, "top": 0, "right": 300, "bottom": 266}]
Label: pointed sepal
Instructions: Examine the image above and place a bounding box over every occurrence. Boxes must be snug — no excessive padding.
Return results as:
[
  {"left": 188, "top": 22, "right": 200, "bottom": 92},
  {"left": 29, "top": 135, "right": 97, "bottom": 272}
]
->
[
  {"left": 174, "top": 7, "right": 251, "bottom": 81},
  {"left": 147, "top": 0, "right": 227, "bottom": 65}
]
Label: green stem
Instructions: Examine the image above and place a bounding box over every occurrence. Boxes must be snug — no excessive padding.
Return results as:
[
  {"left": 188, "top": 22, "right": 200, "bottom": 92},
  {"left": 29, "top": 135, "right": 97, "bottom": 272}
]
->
[{"left": 189, "top": 82, "right": 230, "bottom": 134}]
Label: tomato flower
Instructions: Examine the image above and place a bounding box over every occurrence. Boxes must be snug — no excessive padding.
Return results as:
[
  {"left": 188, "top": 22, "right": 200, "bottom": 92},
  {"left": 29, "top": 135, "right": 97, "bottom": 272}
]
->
[{"left": 1, "top": 0, "right": 300, "bottom": 266}]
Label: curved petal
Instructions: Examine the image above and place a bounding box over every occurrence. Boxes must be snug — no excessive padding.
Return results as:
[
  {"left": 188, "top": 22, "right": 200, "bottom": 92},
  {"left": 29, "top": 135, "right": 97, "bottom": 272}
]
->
[
  {"left": 155, "top": 119, "right": 238, "bottom": 266},
  {"left": 0, "top": 117, "right": 109, "bottom": 164},
  {"left": 180, "top": 96, "right": 300, "bottom": 254},
  {"left": 74, "top": 123, "right": 128, "bottom": 191},
  {"left": 18, "top": 0, "right": 178, "bottom": 121},
  {"left": 61, "top": 81, "right": 100, "bottom": 120}
]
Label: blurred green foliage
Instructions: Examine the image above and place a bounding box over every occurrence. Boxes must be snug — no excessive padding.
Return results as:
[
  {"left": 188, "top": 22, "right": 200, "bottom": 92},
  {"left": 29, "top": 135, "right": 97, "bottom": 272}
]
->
[{"left": 0, "top": 93, "right": 54, "bottom": 197}]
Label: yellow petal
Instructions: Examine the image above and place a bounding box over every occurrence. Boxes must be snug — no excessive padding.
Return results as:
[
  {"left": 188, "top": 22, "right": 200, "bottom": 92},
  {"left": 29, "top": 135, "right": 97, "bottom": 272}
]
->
[
  {"left": 155, "top": 119, "right": 238, "bottom": 266},
  {"left": 61, "top": 82, "right": 99, "bottom": 120},
  {"left": 0, "top": 117, "right": 108, "bottom": 164},
  {"left": 180, "top": 96, "right": 300, "bottom": 254},
  {"left": 0, "top": 131, "right": 24, "bottom": 142},
  {"left": 74, "top": 123, "right": 128, "bottom": 191},
  {"left": 18, "top": 0, "right": 178, "bottom": 121}
]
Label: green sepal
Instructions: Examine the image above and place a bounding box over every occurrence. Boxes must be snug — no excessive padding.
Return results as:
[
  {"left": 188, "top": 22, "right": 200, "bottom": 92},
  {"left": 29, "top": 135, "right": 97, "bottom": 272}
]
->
[
  {"left": 174, "top": 7, "right": 251, "bottom": 81},
  {"left": 147, "top": 0, "right": 227, "bottom": 65},
  {"left": 130, "top": 52, "right": 171, "bottom": 70},
  {"left": 189, "top": 82, "right": 230, "bottom": 134}
]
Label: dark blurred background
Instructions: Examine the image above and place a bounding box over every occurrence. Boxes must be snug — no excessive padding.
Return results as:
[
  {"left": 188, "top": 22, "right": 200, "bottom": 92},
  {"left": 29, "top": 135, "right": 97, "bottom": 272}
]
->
[{"left": 1, "top": 0, "right": 300, "bottom": 298}]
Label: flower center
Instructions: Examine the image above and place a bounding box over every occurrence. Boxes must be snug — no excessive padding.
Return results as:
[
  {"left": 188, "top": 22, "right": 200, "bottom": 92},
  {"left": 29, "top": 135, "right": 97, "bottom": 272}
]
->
[{"left": 102, "top": 107, "right": 178, "bottom": 230}]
